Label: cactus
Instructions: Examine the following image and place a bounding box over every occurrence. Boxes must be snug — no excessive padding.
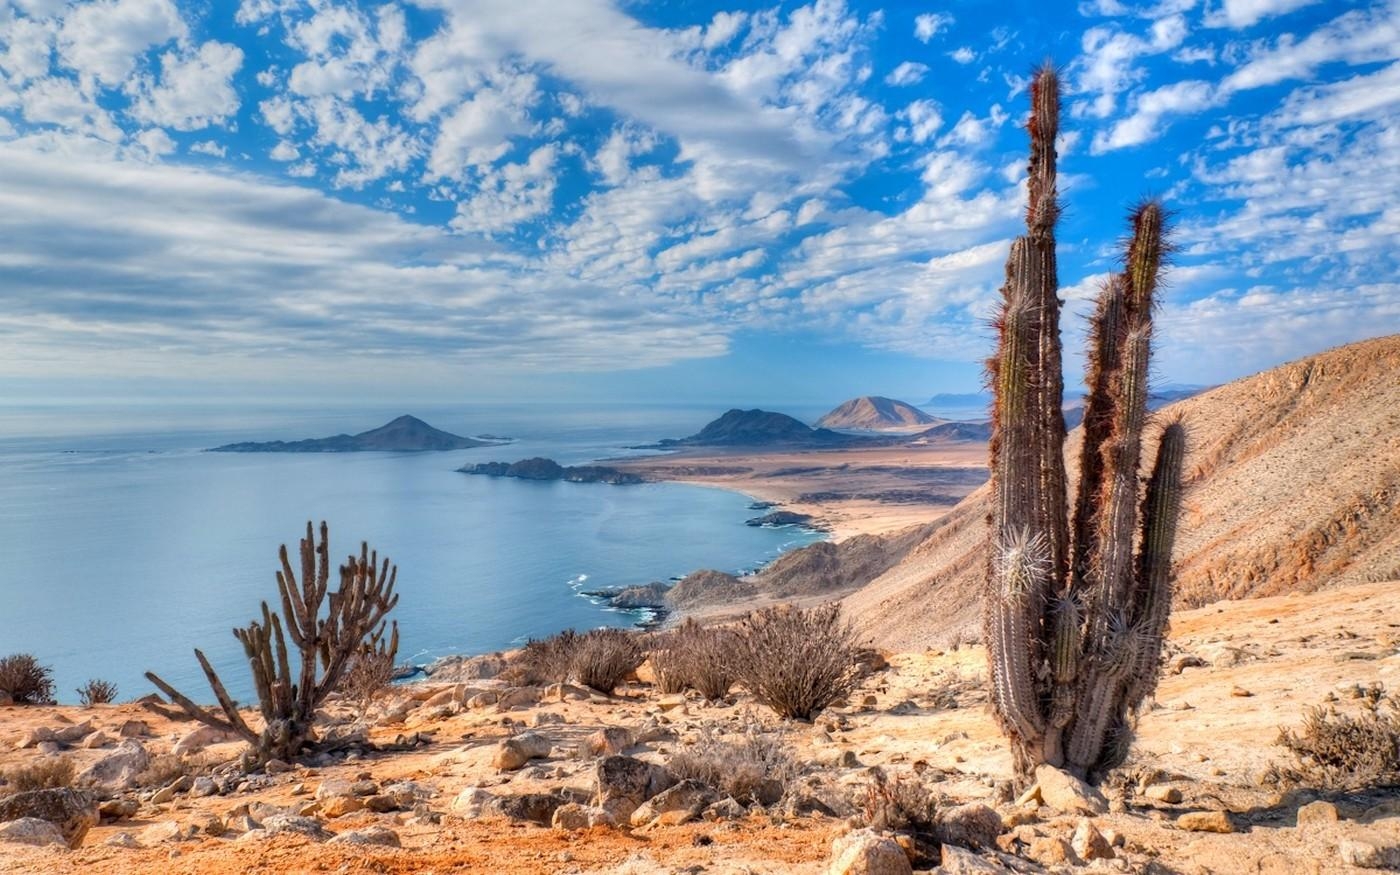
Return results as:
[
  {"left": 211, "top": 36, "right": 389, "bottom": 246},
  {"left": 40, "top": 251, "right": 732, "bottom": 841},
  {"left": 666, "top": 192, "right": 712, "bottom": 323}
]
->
[
  {"left": 146, "top": 522, "right": 399, "bottom": 763},
  {"left": 984, "top": 65, "right": 1187, "bottom": 783}
]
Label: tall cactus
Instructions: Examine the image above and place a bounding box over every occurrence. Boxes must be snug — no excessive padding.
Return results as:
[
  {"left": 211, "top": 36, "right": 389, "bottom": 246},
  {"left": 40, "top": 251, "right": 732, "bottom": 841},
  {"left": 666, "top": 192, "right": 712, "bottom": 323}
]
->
[{"left": 984, "top": 65, "right": 1187, "bottom": 783}]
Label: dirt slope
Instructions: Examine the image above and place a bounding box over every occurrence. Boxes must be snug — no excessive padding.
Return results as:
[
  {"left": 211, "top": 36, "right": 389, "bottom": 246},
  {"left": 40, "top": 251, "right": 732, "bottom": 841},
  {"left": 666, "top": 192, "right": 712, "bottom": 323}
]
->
[{"left": 843, "top": 335, "right": 1400, "bottom": 651}]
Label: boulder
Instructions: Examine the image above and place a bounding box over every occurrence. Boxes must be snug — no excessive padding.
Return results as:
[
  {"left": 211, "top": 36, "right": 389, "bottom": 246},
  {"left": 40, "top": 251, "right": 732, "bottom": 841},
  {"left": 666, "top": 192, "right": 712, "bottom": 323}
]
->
[
  {"left": 171, "top": 725, "right": 234, "bottom": 757},
  {"left": 583, "top": 727, "right": 634, "bottom": 758},
  {"left": 329, "top": 826, "right": 401, "bottom": 847},
  {"left": 594, "top": 756, "right": 676, "bottom": 821},
  {"left": 0, "top": 817, "right": 68, "bottom": 848},
  {"left": 117, "top": 720, "right": 150, "bottom": 738},
  {"left": 14, "top": 728, "right": 55, "bottom": 750},
  {"left": 493, "top": 732, "right": 552, "bottom": 771},
  {"left": 826, "top": 828, "right": 913, "bottom": 875},
  {"left": 629, "top": 779, "right": 717, "bottom": 827},
  {"left": 75, "top": 739, "right": 149, "bottom": 792},
  {"left": 80, "top": 731, "right": 114, "bottom": 750},
  {"left": 1339, "top": 832, "right": 1400, "bottom": 869},
  {"left": 451, "top": 787, "right": 494, "bottom": 818},
  {"left": 51, "top": 722, "right": 93, "bottom": 746},
  {"left": 0, "top": 788, "right": 98, "bottom": 848},
  {"left": 936, "top": 802, "right": 1003, "bottom": 850},
  {"left": 1177, "top": 811, "right": 1233, "bottom": 833},
  {"left": 1033, "top": 765, "right": 1107, "bottom": 815},
  {"left": 938, "top": 844, "right": 1015, "bottom": 873},
  {"left": 551, "top": 802, "right": 613, "bottom": 831},
  {"left": 261, "top": 814, "right": 333, "bottom": 841},
  {"left": 1071, "top": 818, "right": 1114, "bottom": 861},
  {"left": 1296, "top": 800, "right": 1339, "bottom": 830},
  {"left": 496, "top": 686, "right": 542, "bottom": 711}
]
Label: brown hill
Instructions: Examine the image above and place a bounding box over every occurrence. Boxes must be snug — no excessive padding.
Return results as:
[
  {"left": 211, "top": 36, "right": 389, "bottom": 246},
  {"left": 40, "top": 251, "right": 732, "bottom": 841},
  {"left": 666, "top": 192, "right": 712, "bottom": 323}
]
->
[
  {"left": 816, "top": 396, "right": 940, "bottom": 430},
  {"left": 841, "top": 335, "right": 1400, "bottom": 650}
]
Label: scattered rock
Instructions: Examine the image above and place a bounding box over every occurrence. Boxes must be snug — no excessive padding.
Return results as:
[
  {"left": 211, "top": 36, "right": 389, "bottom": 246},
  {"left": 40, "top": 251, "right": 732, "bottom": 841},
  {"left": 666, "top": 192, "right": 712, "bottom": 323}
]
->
[
  {"left": 138, "top": 821, "right": 192, "bottom": 844},
  {"left": 1297, "top": 800, "right": 1340, "bottom": 830},
  {"left": 261, "top": 814, "right": 333, "bottom": 842},
  {"left": 494, "top": 732, "right": 552, "bottom": 771},
  {"left": 329, "top": 826, "right": 401, "bottom": 847},
  {"left": 1072, "top": 818, "right": 1114, "bottom": 861},
  {"left": 171, "top": 725, "right": 234, "bottom": 757},
  {"left": 15, "top": 728, "right": 56, "bottom": 750},
  {"left": 75, "top": 739, "right": 149, "bottom": 792},
  {"left": 0, "top": 787, "right": 99, "bottom": 848},
  {"left": 0, "top": 817, "right": 68, "bottom": 848},
  {"left": 1338, "top": 832, "right": 1400, "bottom": 869},
  {"left": 826, "top": 828, "right": 913, "bottom": 875},
  {"left": 117, "top": 720, "right": 150, "bottom": 738},
  {"left": 99, "top": 799, "right": 139, "bottom": 821},
  {"left": 629, "top": 779, "right": 718, "bottom": 827},
  {"left": 80, "top": 731, "right": 114, "bottom": 750},
  {"left": 594, "top": 755, "right": 676, "bottom": 821},
  {"left": 1177, "top": 811, "right": 1233, "bottom": 833},
  {"left": 938, "top": 844, "right": 1015, "bottom": 873},
  {"left": 1145, "top": 785, "right": 1183, "bottom": 804},
  {"left": 583, "top": 727, "right": 634, "bottom": 758},
  {"left": 1033, "top": 765, "right": 1108, "bottom": 815},
  {"left": 51, "top": 721, "right": 93, "bottom": 746},
  {"left": 936, "top": 802, "right": 1004, "bottom": 850}
]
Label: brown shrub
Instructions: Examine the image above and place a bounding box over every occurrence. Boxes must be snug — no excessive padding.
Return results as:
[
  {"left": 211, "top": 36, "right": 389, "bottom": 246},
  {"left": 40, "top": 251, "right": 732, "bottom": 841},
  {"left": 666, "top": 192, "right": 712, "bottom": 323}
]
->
[
  {"left": 341, "top": 649, "right": 396, "bottom": 721},
  {"left": 647, "top": 631, "right": 689, "bottom": 695},
  {"left": 1, "top": 757, "right": 76, "bottom": 792},
  {"left": 651, "top": 619, "right": 738, "bottom": 701},
  {"left": 0, "top": 654, "right": 55, "bottom": 705},
  {"left": 76, "top": 679, "right": 118, "bottom": 706},
  {"left": 731, "top": 604, "right": 858, "bottom": 721},
  {"left": 668, "top": 718, "right": 798, "bottom": 805},
  {"left": 1273, "top": 683, "right": 1400, "bottom": 790},
  {"left": 573, "top": 628, "right": 644, "bottom": 693},
  {"left": 502, "top": 630, "right": 581, "bottom": 686},
  {"left": 860, "top": 766, "right": 939, "bottom": 832}
]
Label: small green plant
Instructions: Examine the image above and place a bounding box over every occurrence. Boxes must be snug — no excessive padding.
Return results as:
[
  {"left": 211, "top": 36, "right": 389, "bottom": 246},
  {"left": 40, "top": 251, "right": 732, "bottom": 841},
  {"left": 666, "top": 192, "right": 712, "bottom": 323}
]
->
[
  {"left": 1273, "top": 684, "right": 1400, "bottom": 790},
  {"left": 0, "top": 654, "right": 56, "bottom": 705},
  {"left": 732, "top": 604, "right": 858, "bottom": 721},
  {"left": 76, "top": 679, "right": 118, "bottom": 706},
  {"left": 1, "top": 757, "right": 75, "bottom": 792},
  {"left": 572, "top": 628, "right": 644, "bottom": 694}
]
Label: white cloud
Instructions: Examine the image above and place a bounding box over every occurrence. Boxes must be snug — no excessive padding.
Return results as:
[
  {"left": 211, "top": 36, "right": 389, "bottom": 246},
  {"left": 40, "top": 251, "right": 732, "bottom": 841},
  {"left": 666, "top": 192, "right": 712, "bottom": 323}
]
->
[
  {"left": 130, "top": 41, "right": 244, "bottom": 131},
  {"left": 190, "top": 140, "right": 226, "bottom": 157},
  {"left": 884, "top": 61, "right": 928, "bottom": 87},
  {"left": 57, "top": 0, "right": 185, "bottom": 86},
  {"left": 1221, "top": 5, "right": 1400, "bottom": 94},
  {"left": 949, "top": 47, "right": 976, "bottom": 64},
  {"left": 1093, "top": 79, "right": 1216, "bottom": 151},
  {"left": 452, "top": 143, "right": 559, "bottom": 232},
  {"left": 897, "top": 99, "right": 942, "bottom": 144},
  {"left": 1205, "top": 0, "right": 1322, "bottom": 29},
  {"left": 914, "top": 12, "right": 954, "bottom": 43}
]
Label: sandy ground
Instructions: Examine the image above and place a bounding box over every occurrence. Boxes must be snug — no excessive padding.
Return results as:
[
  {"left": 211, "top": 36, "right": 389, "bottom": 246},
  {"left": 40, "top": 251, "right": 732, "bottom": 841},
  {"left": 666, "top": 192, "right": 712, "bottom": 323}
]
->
[
  {"left": 612, "top": 444, "right": 988, "bottom": 539},
  {"left": 2, "top": 580, "right": 1398, "bottom": 873}
]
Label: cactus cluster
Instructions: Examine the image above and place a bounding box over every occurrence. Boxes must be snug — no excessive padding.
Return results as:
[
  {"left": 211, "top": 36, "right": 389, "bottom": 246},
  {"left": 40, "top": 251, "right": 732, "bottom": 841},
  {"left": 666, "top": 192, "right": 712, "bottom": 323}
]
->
[{"left": 984, "top": 65, "right": 1187, "bottom": 782}]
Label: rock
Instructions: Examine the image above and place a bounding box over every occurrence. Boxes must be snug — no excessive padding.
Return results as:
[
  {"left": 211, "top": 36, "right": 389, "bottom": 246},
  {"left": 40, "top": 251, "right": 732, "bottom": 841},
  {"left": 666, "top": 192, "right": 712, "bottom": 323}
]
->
[
  {"left": 105, "top": 831, "right": 140, "bottom": 848},
  {"left": 452, "top": 787, "right": 494, "bottom": 818},
  {"left": 1296, "top": 800, "right": 1339, "bottom": 830},
  {"left": 656, "top": 695, "right": 687, "bottom": 713},
  {"left": 75, "top": 739, "right": 150, "bottom": 792},
  {"left": 465, "top": 691, "right": 499, "bottom": 709},
  {"left": 487, "top": 792, "right": 572, "bottom": 826},
  {"left": 494, "top": 732, "right": 552, "bottom": 771},
  {"left": 583, "top": 727, "right": 634, "bottom": 758},
  {"left": 80, "top": 731, "right": 114, "bottom": 750},
  {"left": 320, "top": 796, "right": 364, "bottom": 818},
  {"left": 705, "top": 797, "right": 747, "bottom": 821},
  {"left": 117, "top": 720, "right": 150, "bottom": 738},
  {"left": 261, "top": 814, "right": 332, "bottom": 841},
  {"left": 936, "top": 802, "right": 1004, "bottom": 850},
  {"left": 629, "top": 780, "right": 718, "bottom": 827},
  {"left": 938, "top": 844, "right": 1015, "bottom": 873},
  {"left": 138, "top": 821, "right": 191, "bottom": 844},
  {"left": 544, "top": 682, "right": 591, "bottom": 702},
  {"left": 99, "top": 799, "right": 139, "bottom": 821},
  {"left": 826, "top": 828, "right": 913, "bottom": 875},
  {"left": 0, "top": 788, "right": 99, "bottom": 848},
  {"left": 1145, "top": 785, "right": 1183, "bottom": 804},
  {"left": 330, "top": 826, "right": 401, "bottom": 847},
  {"left": 1072, "top": 818, "right": 1114, "bottom": 861},
  {"left": 35, "top": 741, "right": 61, "bottom": 755},
  {"left": 551, "top": 802, "right": 613, "bottom": 831},
  {"left": 149, "top": 782, "right": 177, "bottom": 805},
  {"left": 1230, "top": 685, "right": 1253, "bottom": 697},
  {"left": 200, "top": 815, "right": 226, "bottom": 836},
  {"left": 190, "top": 777, "right": 218, "bottom": 798},
  {"left": 171, "top": 725, "right": 233, "bottom": 757},
  {"left": 422, "top": 686, "right": 463, "bottom": 709},
  {"left": 1177, "top": 811, "right": 1233, "bottom": 833},
  {"left": 1339, "top": 832, "right": 1400, "bottom": 869},
  {"left": 1169, "top": 654, "right": 1208, "bottom": 674},
  {"left": 495, "top": 686, "right": 542, "bottom": 711},
  {"left": 1033, "top": 765, "right": 1107, "bottom": 815},
  {"left": 264, "top": 759, "right": 293, "bottom": 774},
  {"left": 350, "top": 779, "right": 378, "bottom": 796},
  {"left": 51, "top": 721, "right": 92, "bottom": 746},
  {"left": 532, "top": 711, "right": 565, "bottom": 727},
  {"left": 594, "top": 756, "right": 676, "bottom": 821},
  {"left": 1028, "top": 836, "right": 1074, "bottom": 866},
  {"left": 0, "top": 817, "right": 68, "bottom": 848},
  {"left": 15, "top": 727, "right": 56, "bottom": 749}
]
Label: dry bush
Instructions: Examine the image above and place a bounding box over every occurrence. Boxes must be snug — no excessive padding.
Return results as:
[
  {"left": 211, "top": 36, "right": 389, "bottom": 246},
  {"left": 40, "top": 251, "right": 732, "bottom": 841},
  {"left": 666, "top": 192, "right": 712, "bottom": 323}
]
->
[
  {"left": 668, "top": 717, "right": 798, "bottom": 805},
  {"left": 76, "top": 679, "right": 118, "bottom": 706},
  {"left": 647, "top": 631, "right": 689, "bottom": 695},
  {"left": 1273, "top": 683, "right": 1400, "bottom": 790},
  {"left": 1, "top": 757, "right": 76, "bottom": 792},
  {"left": 135, "top": 752, "right": 224, "bottom": 789},
  {"left": 341, "top": 649, "right": 396, "bottom": 721},
  {"left": 859, "top": 766, "right": 940, "bottom": 833},
  {"left": 649, "top": 619, "right": 738, "bottom": 701},
  {"left": 502, "top": 630, "right": 581, "bottom": 686},
  {"left": 0, "top": 654, "right": 55, "bottom": 705},
  {"left": 573, "top": 628, "right": 644, "bottom": 693},
  {"left": 731, "top": 604, "right": 858, "bottom": 721}
]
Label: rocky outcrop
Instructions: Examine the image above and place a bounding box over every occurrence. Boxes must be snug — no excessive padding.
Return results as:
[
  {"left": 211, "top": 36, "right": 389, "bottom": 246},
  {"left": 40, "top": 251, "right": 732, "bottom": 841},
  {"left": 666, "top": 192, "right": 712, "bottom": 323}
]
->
[
  {"left": 0, "top": 788, "right": 99, "bottom": 848},
  {"left": 460, "top": 458, "right": 644, "bottom": 485}
]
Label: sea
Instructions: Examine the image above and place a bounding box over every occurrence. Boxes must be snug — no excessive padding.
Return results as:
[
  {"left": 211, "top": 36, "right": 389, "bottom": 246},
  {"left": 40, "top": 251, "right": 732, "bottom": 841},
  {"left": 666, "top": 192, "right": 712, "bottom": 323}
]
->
[{"left": 0, "top": 403, "right": 826, "bottom": 704}]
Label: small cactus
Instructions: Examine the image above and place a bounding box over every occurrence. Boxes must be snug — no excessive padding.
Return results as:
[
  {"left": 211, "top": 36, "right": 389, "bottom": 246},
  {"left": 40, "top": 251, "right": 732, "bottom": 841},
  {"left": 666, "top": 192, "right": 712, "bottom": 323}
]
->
[{"left": 984, "top": 64, "right": 1187, "bottom": 783}]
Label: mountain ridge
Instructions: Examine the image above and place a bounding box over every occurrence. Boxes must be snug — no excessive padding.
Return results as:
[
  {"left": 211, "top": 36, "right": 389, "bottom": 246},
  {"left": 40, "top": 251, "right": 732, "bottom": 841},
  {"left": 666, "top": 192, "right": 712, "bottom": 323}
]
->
[
  {"left": 211, "top": 415, "right": 495, "bottom": 453},
  {"left": 816, "top": 396, "right": 940, "bottom": 430}
]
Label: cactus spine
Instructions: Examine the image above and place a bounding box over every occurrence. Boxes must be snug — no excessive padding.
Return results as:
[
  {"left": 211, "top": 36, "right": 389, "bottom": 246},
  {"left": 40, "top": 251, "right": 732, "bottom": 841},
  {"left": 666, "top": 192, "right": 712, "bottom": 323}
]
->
[{"left": 985, "top": 64, "right": 1187, "bottom": 783}]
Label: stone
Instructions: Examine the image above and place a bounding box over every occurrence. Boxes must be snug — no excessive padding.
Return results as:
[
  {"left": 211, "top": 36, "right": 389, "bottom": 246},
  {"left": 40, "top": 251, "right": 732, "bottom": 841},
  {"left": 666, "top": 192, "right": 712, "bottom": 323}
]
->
[
  {"left": 466, "top": 691, "right": 499, "bottom": 709},
  {"left": 138, "top": 821, "right": 190, "bottom": 844},
  {"left": 1028, "top": 836, "right": 1073, "bottom": 866},
  {"left": 827, "top": 828, "right": 914, "bottom": 875},
  {"left": 1177, "top": 811, "right": 1233, "bottom": 833},
  {"left": 51, "top": 721, "right": 92, "bottom": 746},
  {"left": 939, "top": 844, "right": 1016, "bottom": 873},
  {"left": 486, "top": 792, "right": 572, "bottom": 826},
  {"left": 264, "top": 759, "right": 293, "bottom": 774},
  {"left": 105, "top": 831, "right": 140, "bottom": 848},
  {"left": 200, "top": 815, "right": 226, "bottom": 836},
  {"left": 1339, "top": 832, "right": 1400, "bottom": 869},
  {"left": 704, "top": 797, "right": 747, "bottom": 821},
  {"left": 422, "top": 686, "right": 462, "bottom": 709},
  {"left": 0, "top": 817, "right": 68, "bottom": 848},
  {"left": 117, "top": 720, "right": 150, "bottom": 738},
  {"left": 261, "top": 814, "right": 332, "bottom": 841},
  {"left": 494, "top": 732, "right": 552, "bottom": 771},
  {"left": 75, "top": 739, "right": 150, "bottom": 792},
  {"left": 495, "top": 686, "right": 542, "bottom": 711},
  {"left": 149, "top": 782, "right": 177, "bottom": 805},
  {"left": 81, "top": 731, "right": 114, "bottom": 750},
  {"left": 171, "top": 725, "right": 234, "bottom": 757},
  {"left": 1230, "top": 686, "right": 1253, "bottom": 697},
  {"left": 451, "top": 787, "right": 494, "bottom": 818},
  {"left": 99, "top": 798, "right": 139, "bottom": 821},
  {"left": 936, "top": 802, "right": 1004, "bottom": 850},
  {"left": 629, "top": 780, "right": 718, "bottom": 827},
  {"left": 0, "top": 787, "right": 99, "bottom": 848},
  {"left": 1296, "top": 800, "right": 1339, "bottom": 830},
  {"left": 1145, "top": 785, "right": 1182, "bottom": 804},
  {"left": 594, "top": 755, "right": 676, "bottom": 821},
  {"left": 1033, "top": 765, "right": 1107, "bottom": 815},
  {"left": 1072, "top": 818, "right": 1114, "bottom": 861},
  {"left": 583, "top": 727, "right": 634, "bottom": 758},
  {"left": 350, "top": 779, "right": 379, "bottom": 796},
  {"left": 532, "top": 711, "right": 565, "bottom": 727},
  {"left": 35, "top": 741, "right": 61, "bottom": 756},
  {"left": 329, "top": 826, "right": 402, "bottom": 847},
  {"left": 190, "top": 777, "right": 218, "bottom": 798},
  {"left": 544, "top": 682, "right": 591, "bottom": 702},
  {"left": 551, "top": 802, "right": 592, "bottom": 831},
  {"left": 15, "top": 727, "right": 56, "bottom": 749},
  {"left": 320, "top": 796, "right": 364, "bottom": 818}
]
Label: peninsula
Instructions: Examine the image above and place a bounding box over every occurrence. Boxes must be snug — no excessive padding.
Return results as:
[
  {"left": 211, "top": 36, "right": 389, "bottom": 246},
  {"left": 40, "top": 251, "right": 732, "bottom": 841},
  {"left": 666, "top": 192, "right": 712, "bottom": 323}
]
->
[
  {"left": 460, "top": 457, "right": 645, "bottom": 485},
  {"left": 210, "top": 415, "right": 497, "bottom": 453}
]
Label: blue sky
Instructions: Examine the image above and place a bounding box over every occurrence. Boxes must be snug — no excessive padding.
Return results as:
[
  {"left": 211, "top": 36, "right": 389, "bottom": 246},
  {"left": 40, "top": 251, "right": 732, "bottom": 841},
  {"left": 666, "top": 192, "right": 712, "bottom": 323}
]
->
[{"left": 0, "top": 0, "right": 1396, "bottom": 407}]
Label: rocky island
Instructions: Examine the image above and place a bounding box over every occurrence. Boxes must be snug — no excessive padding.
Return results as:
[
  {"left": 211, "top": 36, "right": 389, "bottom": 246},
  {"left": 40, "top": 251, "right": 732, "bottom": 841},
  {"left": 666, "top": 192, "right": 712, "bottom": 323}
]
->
[
  {"left": 652, "top": 408, "right": 874, "bottom": 448},
  {"left": 459, "top": 457, "right": 645, "bottom": 485},
  {"left": 211, "top": 415, "right": 498, "bottom": 453}
]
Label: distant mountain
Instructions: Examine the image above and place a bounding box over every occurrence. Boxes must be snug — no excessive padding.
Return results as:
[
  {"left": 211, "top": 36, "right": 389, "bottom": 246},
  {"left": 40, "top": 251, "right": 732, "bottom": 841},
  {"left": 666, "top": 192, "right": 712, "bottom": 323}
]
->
[
  {"left": 461, "top": 457, "right": 644, "bottom": 485},
  {"left": 928, "top": 386, "right": 1207, "bottom": 425},
  {"left": 211, "top": 415, "right": 495, "bottom": 453},
  {"left": 816, "top": 396, "right": 940, "bottom": 430},
  {"left": 658, "top": 409, "right": 867, "bottom": 448},
  {"left": 911, "top": 421, "right": 992, "bottom": 442}
]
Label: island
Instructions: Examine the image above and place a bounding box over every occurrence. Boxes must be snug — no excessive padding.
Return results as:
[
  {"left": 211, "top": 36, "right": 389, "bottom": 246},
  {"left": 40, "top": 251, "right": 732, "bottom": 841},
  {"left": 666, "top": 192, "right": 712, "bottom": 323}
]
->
[
  {"left": 652, "top": 408, "right": 875, "bottom": 448},
  {"left": 210, "top": 415, "right": 498, "bottom": 453},
  {"left": 459, "top": 457, "right": 645, "bottom": 485}
]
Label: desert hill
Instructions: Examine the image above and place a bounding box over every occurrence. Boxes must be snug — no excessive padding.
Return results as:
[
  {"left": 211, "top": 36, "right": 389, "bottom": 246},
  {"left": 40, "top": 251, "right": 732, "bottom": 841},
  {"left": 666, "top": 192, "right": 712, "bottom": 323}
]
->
[
  {"left": 211, "top": 415, "right": 494, "bottom": 453},
  {"left": 816, "top": 396, "right": 940, "bottom": 431},
  {"left": 842, "top": 335, "right": 1400, "bottom": 650}
]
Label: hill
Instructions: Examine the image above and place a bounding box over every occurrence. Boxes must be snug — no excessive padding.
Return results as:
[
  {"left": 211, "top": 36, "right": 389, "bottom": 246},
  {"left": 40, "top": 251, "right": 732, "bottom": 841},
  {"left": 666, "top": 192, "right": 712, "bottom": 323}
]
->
[
  {"left": 815, "top": 396, "right": 939, "bottom": 430},
  {"left": 211, "top": 415, "right": 494, "bottom": 453},
  {"left": 656, "top": 409, "right": 866, "bottom": 448},
  {"left": 842, "top": 335, "right": 1400, "bottom": 650}
]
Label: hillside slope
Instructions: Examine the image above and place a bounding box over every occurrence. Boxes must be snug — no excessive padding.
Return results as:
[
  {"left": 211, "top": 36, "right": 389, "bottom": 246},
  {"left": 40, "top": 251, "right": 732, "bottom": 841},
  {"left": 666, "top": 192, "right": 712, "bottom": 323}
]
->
[
  {"left": 816, "top": 396, "right": 939, "bottom": 430},
  {"left": 843, "top": 335, "right": 1400, "bottom": 651}
]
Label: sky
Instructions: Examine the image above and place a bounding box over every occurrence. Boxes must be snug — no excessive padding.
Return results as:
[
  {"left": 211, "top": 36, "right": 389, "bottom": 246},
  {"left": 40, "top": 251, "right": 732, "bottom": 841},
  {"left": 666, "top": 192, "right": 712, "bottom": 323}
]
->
[{"left": 0, "top": 0, "right": 1396, "bottom": 408}]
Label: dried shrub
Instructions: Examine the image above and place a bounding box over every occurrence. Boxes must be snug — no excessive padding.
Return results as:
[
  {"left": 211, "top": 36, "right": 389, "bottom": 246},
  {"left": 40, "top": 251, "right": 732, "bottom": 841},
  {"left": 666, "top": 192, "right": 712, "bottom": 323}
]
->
[
  {"left": 649, "top": 619, "right": 738, "bottom": 701},
  {"left": 859, "top": 766, "right": 940, "bottom": 833},
  {"left": 731, "top": 604, "right": 858, "bottom": 721},
  {"left": 668, "top": 718, "right": 798, "bottom": 805},
  {"left": 135, "top": 752, "right": 222, "bottom": 789},
  {"left": 341, "top": 649, "right": 396, "bottom": 721},
  {"left": 1, "top": 757, "right": 76, "bottom": 792},
  {"left": 76, "top": 679, "right": 118, "bottom": 706},
  {"left": 503, "top": 630, "right": 581, "bottom": 686},
  {"left": 1273, "top": 683, "right": 1400, "bottom": 790},
  {"left": 573, "top": 628, "right": 644, "bottom": 694},
  {"left": 0, "top": 654, "right": 56, "bottom": 705},
  {"left": 647, "top": 631, "right": 689, "bottom": 695}
]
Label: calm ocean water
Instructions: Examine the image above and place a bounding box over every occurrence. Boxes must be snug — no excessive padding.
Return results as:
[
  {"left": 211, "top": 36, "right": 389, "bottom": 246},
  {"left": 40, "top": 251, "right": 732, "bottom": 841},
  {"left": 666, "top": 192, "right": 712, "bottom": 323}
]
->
[{"left": 0, "top": 403, "right": 824, "bottom": 704}]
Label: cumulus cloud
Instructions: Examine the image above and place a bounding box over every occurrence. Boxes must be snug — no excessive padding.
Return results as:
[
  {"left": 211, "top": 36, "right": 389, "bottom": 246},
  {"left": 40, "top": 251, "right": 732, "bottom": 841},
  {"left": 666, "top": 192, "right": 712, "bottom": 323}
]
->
[
  {"left": 914, "top": 12, "right": 954, "bottom": 43},
  {"left": 884, "top": 61, "right": 928, "bottom": 87},
  {"left": 130, "top": 41, "right": 244, "bottom": 131},
  {"left": 1205, "top": 0, "right": 1323, "bottom": 29}
]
